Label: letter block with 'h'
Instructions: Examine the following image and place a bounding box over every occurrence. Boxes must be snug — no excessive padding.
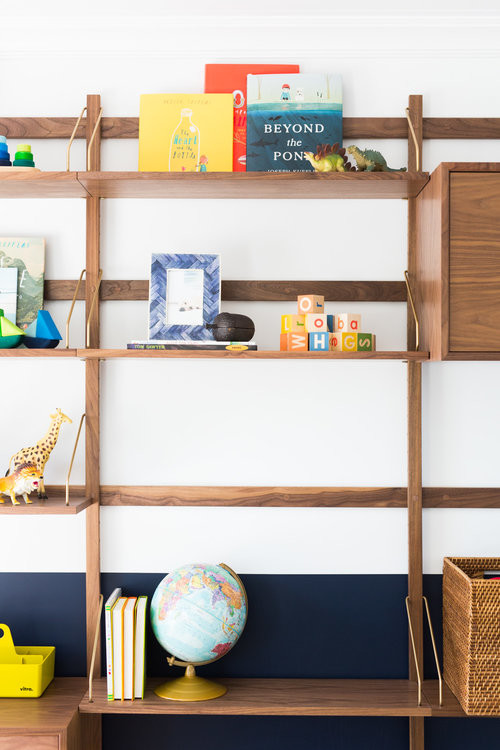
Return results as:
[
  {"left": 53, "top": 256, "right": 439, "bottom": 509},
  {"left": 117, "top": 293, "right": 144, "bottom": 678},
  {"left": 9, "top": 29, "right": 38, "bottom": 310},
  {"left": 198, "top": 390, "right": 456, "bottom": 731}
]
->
[{"left": 309, "top": 332, "right": 329, "bottom": 351}]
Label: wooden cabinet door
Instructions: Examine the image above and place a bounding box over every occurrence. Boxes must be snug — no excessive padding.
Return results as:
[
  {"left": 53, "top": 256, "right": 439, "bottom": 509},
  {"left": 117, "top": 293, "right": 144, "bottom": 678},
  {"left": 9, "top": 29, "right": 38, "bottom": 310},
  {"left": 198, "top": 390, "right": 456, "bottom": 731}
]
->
[
  {"left": 450, "top": 172, "right": 500, "bottom": 351},
  {"left": 0, "top": 736, "right": 59, "bottom": 750}
]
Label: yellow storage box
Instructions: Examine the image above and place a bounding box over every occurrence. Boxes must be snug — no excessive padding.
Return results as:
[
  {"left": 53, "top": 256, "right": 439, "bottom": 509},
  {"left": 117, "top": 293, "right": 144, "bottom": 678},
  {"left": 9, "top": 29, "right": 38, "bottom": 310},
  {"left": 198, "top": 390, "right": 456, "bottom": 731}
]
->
[{"left": 0, "top": 623, "right": 55, "bottom": 697}]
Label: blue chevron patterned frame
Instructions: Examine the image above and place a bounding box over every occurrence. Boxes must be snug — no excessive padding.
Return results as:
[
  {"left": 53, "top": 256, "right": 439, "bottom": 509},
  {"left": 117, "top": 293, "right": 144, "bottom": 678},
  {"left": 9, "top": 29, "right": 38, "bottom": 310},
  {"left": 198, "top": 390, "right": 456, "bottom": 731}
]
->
[{"left": 149, "top": 253, "right": 221, "bottom": 340}]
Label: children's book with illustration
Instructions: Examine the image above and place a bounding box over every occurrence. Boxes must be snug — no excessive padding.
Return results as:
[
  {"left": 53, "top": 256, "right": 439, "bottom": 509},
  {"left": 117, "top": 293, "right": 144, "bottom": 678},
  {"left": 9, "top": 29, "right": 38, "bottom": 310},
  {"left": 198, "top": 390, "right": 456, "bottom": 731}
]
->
[
  {"left": 139, "top": 94, "right": 233, "bottom": 172},
  {"left": 0, "top": 237, "right": 45, "bottom": 329},
  {"left": 204, "top": 63, "right": 299, "bottom": 171},
  {"left": 246, "top": 73, "right": 342, "bottom": 172}
]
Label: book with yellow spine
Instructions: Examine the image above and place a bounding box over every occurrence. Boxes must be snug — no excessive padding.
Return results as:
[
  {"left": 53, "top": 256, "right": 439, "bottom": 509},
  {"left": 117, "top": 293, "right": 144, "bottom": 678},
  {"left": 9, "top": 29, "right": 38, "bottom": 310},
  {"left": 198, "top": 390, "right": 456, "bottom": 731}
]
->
[{"left": 139, "top": 94, "right": 233, "bottom": 172}]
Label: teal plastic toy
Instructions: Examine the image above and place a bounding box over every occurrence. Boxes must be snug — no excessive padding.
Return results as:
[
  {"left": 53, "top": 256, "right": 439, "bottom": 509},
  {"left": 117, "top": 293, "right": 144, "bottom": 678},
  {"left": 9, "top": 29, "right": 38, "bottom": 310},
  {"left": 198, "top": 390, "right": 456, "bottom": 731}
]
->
[
  {"left": 24, "top": 310, "right": 62, "bottom": 349},
  {"left": 13, "top": 143, "right": 35, "bottom": 168},
  {"left": 0, "top": 136, "right": 11, "bottom": 167},
  {"left": 0, "top": 309, "right": 24, "bottom": 348}
]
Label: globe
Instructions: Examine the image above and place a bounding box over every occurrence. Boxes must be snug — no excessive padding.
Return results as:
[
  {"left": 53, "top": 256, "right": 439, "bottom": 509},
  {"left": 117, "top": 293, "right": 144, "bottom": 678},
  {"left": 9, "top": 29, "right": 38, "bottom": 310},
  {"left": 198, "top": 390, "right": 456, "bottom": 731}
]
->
[{"left": 150, "top": 562, "right": 248, "bottom": 701}]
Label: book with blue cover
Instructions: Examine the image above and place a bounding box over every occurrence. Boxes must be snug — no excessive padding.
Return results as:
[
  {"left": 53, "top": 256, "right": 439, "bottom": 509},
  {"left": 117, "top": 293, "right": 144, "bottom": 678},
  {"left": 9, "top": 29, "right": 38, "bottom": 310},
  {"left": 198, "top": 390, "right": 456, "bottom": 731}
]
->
[{"left": 246, "top": 73, "right": 342, "bottom": 172}]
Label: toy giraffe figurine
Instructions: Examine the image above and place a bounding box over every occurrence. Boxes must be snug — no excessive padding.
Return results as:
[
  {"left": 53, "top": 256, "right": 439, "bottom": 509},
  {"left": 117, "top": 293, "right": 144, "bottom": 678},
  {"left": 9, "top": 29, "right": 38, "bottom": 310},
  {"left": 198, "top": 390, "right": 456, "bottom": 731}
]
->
[{"left": 7, "top": 408, "right": 72, "bottom": 499}]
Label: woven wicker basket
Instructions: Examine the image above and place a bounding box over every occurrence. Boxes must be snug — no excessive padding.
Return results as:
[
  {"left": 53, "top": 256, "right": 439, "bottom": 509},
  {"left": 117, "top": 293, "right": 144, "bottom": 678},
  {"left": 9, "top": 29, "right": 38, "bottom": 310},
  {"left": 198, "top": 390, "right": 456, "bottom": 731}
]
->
[{"left": 443, "top": 557, "right": 500, "bottom": 715}]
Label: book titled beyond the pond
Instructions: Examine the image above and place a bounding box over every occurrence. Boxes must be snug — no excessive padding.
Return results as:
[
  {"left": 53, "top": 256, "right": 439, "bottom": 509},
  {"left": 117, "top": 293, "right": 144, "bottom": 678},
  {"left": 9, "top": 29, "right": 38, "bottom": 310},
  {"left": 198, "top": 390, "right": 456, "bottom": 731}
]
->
[{"left": 246, "top": 73, "right": 342, "bottom": 172}]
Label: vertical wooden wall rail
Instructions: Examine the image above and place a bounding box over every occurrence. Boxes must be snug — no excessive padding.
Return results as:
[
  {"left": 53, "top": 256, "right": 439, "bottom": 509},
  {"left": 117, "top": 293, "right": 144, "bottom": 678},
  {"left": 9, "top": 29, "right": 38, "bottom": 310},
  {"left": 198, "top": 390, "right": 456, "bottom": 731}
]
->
[
  {"left": 85, "top": 92, "right": 102, "bottom": 750},
  {"left": 85, "top": 94, "right": 102, "bottom": 670},
  {"left": 407, "top": 94, "right": 424, "bottom": 750}
]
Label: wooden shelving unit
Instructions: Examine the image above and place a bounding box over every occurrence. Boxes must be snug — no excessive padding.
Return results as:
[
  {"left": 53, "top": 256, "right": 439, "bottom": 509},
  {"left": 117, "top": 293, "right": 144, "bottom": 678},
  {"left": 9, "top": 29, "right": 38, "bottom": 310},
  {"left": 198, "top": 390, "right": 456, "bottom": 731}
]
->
[
  {"left": 0, "top": 493, "right": 91, "bottom": 515},
  {"left": 78, "top": 349, "right": 429, "bottom": 360},
  {"left": 2, "top": 95, "right": 498, "bottom": 749},
  {"left": 80, "top": 677, "right": 430, "bottom": 717}
]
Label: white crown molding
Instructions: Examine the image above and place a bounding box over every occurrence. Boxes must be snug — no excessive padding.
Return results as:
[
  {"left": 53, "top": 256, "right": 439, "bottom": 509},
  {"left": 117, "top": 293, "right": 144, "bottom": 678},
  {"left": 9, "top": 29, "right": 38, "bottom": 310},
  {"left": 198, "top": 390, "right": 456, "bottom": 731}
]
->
[{"left": 2, "top": 14, "right": 500, "bottom": 54}]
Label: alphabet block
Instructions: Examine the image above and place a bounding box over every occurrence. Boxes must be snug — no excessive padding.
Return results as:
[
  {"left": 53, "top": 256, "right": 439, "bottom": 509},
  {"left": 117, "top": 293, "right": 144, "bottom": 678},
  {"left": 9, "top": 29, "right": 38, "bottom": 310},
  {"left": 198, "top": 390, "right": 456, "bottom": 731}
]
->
[
  {"left": 341, "top": 332, "right": 357, "bottom": 352},
  {"left": 357, "top": 333, "right": 376, "bottom": 351},
  {"left": 297, "top": 295, "right": 324, "bottom": 314},
  {"left": 281, "top": 332, "right": 308, "bottom": 351},
  {"left": 309, "top": 332, "right": 329, "bottom": 351},
  {"left": 329, "top": 333, "right": 342, "bottom": 351},
  {"left": 327, "top": 314, "right": 335, "bottom": 332},
  {"left": 335, "top": 313, "right": 362, "bottom": 332},
  {"left": 281, "top": 314, "right": 306, "bottom": 333},
  {"left": 305, "top": 313, "right": 328, "bottom": 332}
]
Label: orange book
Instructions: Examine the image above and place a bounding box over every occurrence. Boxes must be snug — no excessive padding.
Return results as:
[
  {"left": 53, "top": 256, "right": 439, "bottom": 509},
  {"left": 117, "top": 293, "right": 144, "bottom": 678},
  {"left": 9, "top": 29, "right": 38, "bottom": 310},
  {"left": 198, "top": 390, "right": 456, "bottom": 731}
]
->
[{"left": 204, "top": 64, "right": 299, "bottom": 171}]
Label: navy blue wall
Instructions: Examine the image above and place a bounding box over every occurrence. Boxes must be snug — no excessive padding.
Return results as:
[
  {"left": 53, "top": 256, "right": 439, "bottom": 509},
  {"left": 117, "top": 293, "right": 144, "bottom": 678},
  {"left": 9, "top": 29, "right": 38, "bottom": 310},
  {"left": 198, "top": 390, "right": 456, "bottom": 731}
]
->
[{"left": 1, "top": 573, "right": 499, "bottom": 748}]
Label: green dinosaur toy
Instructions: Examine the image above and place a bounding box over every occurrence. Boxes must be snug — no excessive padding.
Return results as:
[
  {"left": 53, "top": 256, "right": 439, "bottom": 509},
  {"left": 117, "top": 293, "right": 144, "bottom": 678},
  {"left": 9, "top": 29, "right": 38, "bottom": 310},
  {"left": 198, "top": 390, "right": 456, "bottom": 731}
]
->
[
  {"left": 303, "top": 143, "right": 354, "bottom": 173},
  {"left": 347, "top": 146, "right": 406, "bottom": 172}
]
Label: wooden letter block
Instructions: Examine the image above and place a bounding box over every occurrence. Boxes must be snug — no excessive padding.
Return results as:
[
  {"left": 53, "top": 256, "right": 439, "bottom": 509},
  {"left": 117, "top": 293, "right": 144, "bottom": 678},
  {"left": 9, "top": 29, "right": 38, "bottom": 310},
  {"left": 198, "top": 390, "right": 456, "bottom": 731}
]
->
[
  {"left": 281, "top": 314, "right": 305, "bottom": 333},
  {"left": 329, "top": 333, "right": 341, "bottom": 351},
  {"left": 309, "top": 332, "right": 329, "bottom": 351},
  {"left": 327, "top": 314, "right": 335, "bottom": 332},
  {"left": 305, "top": 314, "right": 328, "bottom": 332},
  {"left": 283, "top": 332, "right": 308, "bottom": 351},
  {"left": 342, "top": 332, "right": 357, "bottom": 351},
  {"left": 335, "top": 313, "right": 362, "bottom": 332},
  {"left": 280, "top": 333, "right": 289, "bottom": 351},
  {"left": 297, "top": 295, "right": 324, "bottom": 314},
  {"left": 357, "top": 333, "right": 376, "bottom": 351}
]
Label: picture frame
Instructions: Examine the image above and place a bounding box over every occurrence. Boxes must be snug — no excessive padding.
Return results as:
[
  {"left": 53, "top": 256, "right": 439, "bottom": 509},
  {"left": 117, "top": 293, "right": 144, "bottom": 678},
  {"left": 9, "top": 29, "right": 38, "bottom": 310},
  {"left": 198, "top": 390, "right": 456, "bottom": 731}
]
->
[{"left": 149, "top": 253, "right": 221, "bottom": 340}]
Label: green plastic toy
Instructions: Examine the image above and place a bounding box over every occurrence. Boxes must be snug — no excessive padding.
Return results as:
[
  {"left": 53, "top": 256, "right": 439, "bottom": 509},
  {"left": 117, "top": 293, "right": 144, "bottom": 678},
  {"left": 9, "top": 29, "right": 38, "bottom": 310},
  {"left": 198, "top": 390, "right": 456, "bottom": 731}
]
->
[
  {"left": 0, "top": 309, "right": 24, "bottom": 348},
  {"left": 346, "top": 146, "right": 406, "bottom": 173},
  {"left": 13, "top": 144, "right": 35, "bottom": 168}
]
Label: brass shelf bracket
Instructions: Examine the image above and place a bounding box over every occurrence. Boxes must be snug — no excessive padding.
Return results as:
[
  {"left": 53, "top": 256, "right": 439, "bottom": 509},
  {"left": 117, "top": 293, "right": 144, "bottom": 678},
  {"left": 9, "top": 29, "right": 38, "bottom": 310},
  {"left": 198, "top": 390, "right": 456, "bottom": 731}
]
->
[
  {"left": 423, "top": 595, "right": 443, "bottom": 707},
  {"left": 87, "top": 108, "right": 103, "bottom": 171},
  {"left": 65, "top": 269, "right": 86, "bottom": 349},
  {"left": 88, "top": 593, "right": 103, "bottom": 703},
  {"left": 86, "top": 269, "right": 103, "bottom": 348},
  {"left": 404, "top": 270, "right": 420, "bottom": 351},
  {"left": 65, "top": 413, "right": 85, "bottom": 506},
  {"left": 66, "top": 106, "right": 87, "bottom": 172},
  {"left": 405, "top": 107, "right": 421, "bottom": 172},
  {"left": 405, "top": 595, "right": 422, "bottom": 706}
]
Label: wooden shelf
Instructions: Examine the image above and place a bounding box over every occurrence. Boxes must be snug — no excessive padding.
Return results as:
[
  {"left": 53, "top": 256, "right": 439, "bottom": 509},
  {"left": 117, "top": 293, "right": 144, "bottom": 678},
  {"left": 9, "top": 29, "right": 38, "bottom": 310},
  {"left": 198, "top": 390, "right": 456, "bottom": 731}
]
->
[
  {"left": 0, "top": 677, "right": 87, "bottom": 732},
  {"left": 77, "top": 171, "right": 429, "bottom": 199},
  {"left": 80, "top": 677, "right": 430, "bottom": 717},
  {"left": 0, "top": 348, "right": 77, "bottom": 357},
  {"left": 0, "top": 171, "right": 88, "bottom": 198},
  {"left": 78, "top": 349, "right": 429, "bottom": 361},
  {"left": 422, "top": 681, "right": 465, "bottom": 717},
  {"left": 0, "top": 492, "right": 91, "bottom": 514}
]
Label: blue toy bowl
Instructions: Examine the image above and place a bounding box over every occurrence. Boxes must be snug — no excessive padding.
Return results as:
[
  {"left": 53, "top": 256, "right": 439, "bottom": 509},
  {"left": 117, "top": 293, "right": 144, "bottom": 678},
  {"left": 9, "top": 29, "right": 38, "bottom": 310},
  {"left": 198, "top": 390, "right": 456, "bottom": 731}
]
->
[{"left": 24, "top": 337, "right": 60, "bottom": 349}]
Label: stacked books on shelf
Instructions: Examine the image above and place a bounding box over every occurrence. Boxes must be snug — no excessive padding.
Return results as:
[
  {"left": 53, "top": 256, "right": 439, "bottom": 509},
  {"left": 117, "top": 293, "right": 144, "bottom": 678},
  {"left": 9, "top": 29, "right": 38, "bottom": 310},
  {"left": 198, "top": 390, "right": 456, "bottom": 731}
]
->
[
  {"left": 105, "top": 588, "right": 148, "bottom": 701},
  {"left": 138, "top": 63, "right": 344, "bottom": 175}
]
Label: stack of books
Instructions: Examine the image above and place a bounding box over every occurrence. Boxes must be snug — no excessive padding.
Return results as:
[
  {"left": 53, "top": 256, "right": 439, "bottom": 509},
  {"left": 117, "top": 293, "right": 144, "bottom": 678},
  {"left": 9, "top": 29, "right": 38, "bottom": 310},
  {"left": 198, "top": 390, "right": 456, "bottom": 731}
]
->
[
  {"left": 127, "top": 340, "right": 257, "bottom": 351},
  {"left": 105, "top": 588, "right": 148, "bottom": 701}
]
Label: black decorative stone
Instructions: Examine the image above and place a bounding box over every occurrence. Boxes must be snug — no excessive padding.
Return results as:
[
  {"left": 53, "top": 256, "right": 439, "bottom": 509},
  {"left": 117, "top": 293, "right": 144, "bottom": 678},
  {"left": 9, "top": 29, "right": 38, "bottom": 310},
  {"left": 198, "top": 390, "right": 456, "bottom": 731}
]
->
[{"left": 206, "top": 313, "right": 255, "bottom": 342}]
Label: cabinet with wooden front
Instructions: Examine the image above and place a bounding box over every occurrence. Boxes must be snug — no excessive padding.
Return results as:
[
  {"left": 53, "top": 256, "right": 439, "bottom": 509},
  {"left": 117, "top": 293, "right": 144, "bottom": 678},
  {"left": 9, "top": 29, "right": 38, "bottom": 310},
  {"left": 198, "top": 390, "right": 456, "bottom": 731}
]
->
[{"left": 415, "top": 163, "right": 500, "bottom": 360}]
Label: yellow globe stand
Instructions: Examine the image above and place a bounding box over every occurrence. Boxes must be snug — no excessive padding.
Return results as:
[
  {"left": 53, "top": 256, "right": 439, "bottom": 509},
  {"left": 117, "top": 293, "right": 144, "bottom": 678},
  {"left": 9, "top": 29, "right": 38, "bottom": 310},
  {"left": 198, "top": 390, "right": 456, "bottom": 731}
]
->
[{"left": 154, "top": 663, "right": 227, "bottom": 702}]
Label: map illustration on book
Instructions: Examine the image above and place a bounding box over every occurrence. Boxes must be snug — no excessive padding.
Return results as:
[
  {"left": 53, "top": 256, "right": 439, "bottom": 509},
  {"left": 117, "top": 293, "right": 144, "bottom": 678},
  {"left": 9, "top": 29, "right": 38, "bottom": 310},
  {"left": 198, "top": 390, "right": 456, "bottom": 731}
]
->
[
  {"left": 0, "top": 237, "right": 45, "bottom": 329},
  {"left": 139, "top": 94, "right": 233, "bottom": 172},
  {"left": 246, "top": 73, "right": 342, "bottom": 172}
]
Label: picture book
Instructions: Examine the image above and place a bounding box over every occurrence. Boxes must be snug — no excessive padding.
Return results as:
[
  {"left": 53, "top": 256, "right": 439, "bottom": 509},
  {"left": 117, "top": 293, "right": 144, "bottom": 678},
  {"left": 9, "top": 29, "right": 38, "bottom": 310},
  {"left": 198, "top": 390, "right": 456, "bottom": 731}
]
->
[
  {"left": 112, "top": 597, "right": 127, "bottom": 700},
  {"left": 105, "top": 587, "right": 122, "bottom": 701},
  {"left": 0, "top": 237, "right": 45, "bottom": 329},
  {"left": 123, "top": 597, "right": 138, "bottom": 701},
  {"left": 134, "top": 596, "right": 148, "bottom": 699},
  {"left": 139, "top": 94, "right": 233, "bottom": 172},
  {"left": 246, "top": 73, "right": 342, "bottom": 172},
  {"left": 0, "top": 268, "right": 17, "bottom": 324},
  {"left": 204, "top": 63, "right": 299, "bottom": 171}
]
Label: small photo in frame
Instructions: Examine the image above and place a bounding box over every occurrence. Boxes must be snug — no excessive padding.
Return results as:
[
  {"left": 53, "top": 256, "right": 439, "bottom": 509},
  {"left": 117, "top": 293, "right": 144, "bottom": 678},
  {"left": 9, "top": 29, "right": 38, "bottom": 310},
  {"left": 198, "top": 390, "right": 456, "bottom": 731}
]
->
[{"left": 149, "top": 253, "right": 221, "bottom": 340}]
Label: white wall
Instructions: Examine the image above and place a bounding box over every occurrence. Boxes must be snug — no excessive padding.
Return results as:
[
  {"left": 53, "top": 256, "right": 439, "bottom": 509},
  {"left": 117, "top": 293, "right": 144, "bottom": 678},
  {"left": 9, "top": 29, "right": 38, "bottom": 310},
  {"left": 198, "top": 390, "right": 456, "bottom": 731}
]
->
[{"left": 1, "top": 2, "right": 500, "bottom": 576}]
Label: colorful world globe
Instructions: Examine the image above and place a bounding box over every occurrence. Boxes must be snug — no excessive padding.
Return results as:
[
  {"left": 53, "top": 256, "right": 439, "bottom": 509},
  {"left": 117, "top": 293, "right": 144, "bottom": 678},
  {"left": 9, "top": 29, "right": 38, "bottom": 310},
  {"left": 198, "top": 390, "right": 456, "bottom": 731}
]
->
[{"left": 150, "top": 563, "right": 247, "bottom": 664}]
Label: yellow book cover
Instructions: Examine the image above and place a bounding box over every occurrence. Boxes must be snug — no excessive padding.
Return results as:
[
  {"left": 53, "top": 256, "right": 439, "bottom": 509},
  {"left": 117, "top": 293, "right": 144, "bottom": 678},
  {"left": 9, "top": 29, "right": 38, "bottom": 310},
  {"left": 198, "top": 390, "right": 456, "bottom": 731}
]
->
[{"left": 139, "top": 94, "right": 233, "bottom": 172}]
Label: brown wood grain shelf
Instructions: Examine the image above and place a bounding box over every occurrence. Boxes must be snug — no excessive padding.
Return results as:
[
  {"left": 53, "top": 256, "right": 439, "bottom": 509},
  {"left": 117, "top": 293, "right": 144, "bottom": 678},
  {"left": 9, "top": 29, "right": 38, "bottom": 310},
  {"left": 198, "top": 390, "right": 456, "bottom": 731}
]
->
[
  {"left": 97, "top": 485, "right": 500, "bottom": 508},
  {"left": 79, "top": 677, "right": 430, "bottom": 717},
  {"left": 0, "top": 348, "right": 77, "bottom": 357},
  {"left": 77, "top": 171, "right": 429, "bottom": 200},
  {"left": 0, "top": 492, "right": 91, "bottom": 515},
  {"left": 78, "top": 349, "right": 429, "bottom": 361},
  {"left": 0, "top": 172, "right": 88, "bottom": 198},
  {"left": 422, "top": 681, "right": 465, "bottom": 717},
  {"left": 0, "top": 678, "right": 87, "bottom": 732}
]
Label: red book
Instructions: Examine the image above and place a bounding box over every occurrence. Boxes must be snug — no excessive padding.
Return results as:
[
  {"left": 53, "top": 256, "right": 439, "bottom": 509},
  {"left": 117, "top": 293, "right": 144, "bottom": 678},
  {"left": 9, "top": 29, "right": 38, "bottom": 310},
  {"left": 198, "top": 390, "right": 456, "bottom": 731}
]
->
[{"left": 205, "top": 64, "right": 300, "bottom": 171}]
